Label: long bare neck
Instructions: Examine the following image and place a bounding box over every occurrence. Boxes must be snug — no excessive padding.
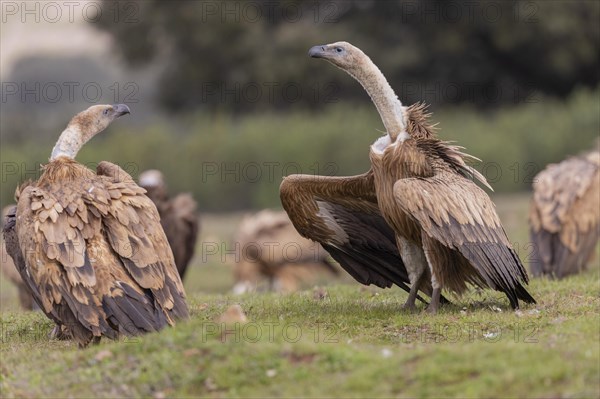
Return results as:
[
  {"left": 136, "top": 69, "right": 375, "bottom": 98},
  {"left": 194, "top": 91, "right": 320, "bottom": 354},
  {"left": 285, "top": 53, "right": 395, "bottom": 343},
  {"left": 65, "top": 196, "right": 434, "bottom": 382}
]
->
[
  {"left": 347, "top": 55, "right": 406, "bottom": 140},
  {"left": 50, "top": 126, "right": 86, "bottom": 160}
]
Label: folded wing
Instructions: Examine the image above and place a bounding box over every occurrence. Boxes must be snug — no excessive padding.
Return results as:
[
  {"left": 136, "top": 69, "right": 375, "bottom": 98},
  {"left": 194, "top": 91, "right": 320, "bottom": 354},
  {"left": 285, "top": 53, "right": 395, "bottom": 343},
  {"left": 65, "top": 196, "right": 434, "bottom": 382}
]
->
[{"left": 394, "top": 175, "right": 535, "bottom": 308}]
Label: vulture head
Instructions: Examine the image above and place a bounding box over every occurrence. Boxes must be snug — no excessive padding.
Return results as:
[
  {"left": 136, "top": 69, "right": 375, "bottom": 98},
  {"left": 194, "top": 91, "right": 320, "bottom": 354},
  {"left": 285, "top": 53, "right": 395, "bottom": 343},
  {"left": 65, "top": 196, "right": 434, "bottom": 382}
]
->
[
  {"left": 139, "top": 169, "right": 165, "bottom": 188},
  {"left": 1, "top": 205, "right": 16, "bottom": 237},
  {"left": 69, "top": 104, "right": 131, "bottom": 133},
  {"left": 51, "top": 104, "right": 131, "bottom": 160},
  {"left": 139, "top": 169, "right": 168, "bottom": 202},
  {"left": 2, "top": 205, "right": 14, "bottom": 221},
  {"left": 309, "top": 41, "right": 407, "bottom": 142},
  {"left": 308, "top": 41, "right": 367, "bottom": 75}
]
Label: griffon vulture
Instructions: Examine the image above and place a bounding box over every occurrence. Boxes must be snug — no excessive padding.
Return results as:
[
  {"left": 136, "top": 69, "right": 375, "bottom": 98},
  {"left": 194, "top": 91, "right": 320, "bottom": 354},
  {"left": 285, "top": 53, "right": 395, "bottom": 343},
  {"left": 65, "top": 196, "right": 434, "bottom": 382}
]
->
[
  {"left": 529, "top": 143, "right": 600, "bottom": 278},
  {"left": 138, "top": 169, "right": 200, "bottom": 280},
  {"left": 3, "top": 104, "right": 189, "bottom": 346},
  {"left": 1, "top": 205, "right": 35, "bottom": 309},
  {"left": 232, "top": 209, "right": 339, "bottom": 294},
  {"left": 305, "top": 42, "right": 535, "bottom": 313}
]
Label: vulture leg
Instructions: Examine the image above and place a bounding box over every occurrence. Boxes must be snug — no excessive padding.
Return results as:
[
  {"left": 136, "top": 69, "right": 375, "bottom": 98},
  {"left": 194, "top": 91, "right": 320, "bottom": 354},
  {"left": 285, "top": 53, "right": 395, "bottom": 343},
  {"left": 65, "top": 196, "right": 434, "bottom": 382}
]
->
[
  {"left": 427, "top": 287, "right": 442, "bottom": 314},
  {"left": 268, "top": 276, "right": 275, "bottom": 292},
  {"left": 402, "top": 272, "right": 427, "bottom": 312},
  {"left": 398, "top": 236, "right": 428, "bottom": 311},
  {"left": 421, "top": 233, "right": 443, "bottom": 314},
  {"left": 48, "top": 325, "right": 71, "bottom": 341}
]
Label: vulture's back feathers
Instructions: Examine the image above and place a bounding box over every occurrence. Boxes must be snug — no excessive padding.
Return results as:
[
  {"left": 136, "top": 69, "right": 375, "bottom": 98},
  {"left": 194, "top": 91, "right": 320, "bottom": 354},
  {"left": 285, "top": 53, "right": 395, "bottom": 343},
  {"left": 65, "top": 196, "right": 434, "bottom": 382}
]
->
[
  {"left": 11, "top": 159, "right": 188, "bottom": 346},
  {"left": 529, "top": 148, "right": 600, "bottom": 278}
]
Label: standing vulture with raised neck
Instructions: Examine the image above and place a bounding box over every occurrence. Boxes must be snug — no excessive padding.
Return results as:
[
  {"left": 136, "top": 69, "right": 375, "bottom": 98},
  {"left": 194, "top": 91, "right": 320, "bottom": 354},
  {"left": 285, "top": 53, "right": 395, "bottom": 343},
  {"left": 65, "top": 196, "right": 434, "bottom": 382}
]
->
[
  {"left": 3, "top": 104, "right": 189, "bottom": 346},
  {"left": 529, "top": 143, "right": 600, "bottom": 278},
  {"left": 138, "top": 169, "right": 200, "bottom": 280},
  {"left": 303, "top": 41, "right": 535, "bottom": 313}
]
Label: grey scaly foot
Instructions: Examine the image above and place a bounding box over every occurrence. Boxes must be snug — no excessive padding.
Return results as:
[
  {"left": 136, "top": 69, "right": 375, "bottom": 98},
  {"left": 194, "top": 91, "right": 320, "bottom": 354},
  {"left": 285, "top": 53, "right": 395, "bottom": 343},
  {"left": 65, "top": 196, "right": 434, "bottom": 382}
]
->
[
  {"left": 425, "top": 287, "right": 441, "bottom": 314},
  {"left": 402, "top": 272, "right": 426, "bottom": 312}
]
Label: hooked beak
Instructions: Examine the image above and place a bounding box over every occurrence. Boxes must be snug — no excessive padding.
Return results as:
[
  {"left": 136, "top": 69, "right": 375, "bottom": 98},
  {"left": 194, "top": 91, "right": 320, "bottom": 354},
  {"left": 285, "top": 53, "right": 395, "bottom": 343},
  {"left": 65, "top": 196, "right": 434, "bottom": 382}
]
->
[
  {"left": 112, "top": 104, "right": 131, "bottom": 117},
  {"left": 308, "top": 45, "right": 327, "bottom": 58}
]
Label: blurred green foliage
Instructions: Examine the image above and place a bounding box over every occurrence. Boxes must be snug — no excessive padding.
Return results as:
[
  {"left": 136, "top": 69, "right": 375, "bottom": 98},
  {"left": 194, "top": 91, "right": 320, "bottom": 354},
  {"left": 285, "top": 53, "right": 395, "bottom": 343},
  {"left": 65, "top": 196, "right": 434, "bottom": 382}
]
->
[
  {"left": 1, "top": 88, "right": 597, "bottom": 211},
  {"left": 96, "top": 0, "right": 599, "bottom": 113}
]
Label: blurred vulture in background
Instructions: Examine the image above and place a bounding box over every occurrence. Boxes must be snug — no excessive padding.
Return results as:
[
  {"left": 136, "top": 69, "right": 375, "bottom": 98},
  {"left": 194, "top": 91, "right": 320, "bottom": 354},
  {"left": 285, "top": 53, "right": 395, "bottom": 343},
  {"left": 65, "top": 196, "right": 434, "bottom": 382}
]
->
[
  {"left": 288, "top": 41, "right": 535, "bottom": 313},
  {"left": 1, "top": 205, "right": 35, "bottom": 309},
  {"left": 232, "top": 209, "right": 340, "bottom": 294},
  {"left": 3, "top": 105, "right": 188, "bottom": 347},
  {"left": 138, "top": 170, "right": 200, "bottom": 280},
  {"left": 529, "top": 142, "right": 600, "bottom": 278}
]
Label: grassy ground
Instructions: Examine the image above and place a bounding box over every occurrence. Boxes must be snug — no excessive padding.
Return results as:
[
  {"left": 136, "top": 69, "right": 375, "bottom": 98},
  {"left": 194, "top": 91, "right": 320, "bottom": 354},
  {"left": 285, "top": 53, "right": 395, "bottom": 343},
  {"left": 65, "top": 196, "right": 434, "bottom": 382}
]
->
[{"left": 0, "top": 194, "right": 599, "bottom": 398}]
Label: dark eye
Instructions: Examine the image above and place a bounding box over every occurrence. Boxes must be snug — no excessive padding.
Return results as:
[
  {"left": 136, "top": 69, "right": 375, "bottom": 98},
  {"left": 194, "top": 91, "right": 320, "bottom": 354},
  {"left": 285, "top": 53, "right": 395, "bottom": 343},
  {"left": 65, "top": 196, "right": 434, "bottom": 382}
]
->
[
  {"left": 335, "top": 47, "right": 343, "bottom": 53},
  {"left": 103, "top": 109, "right": 110, "bottom": 115}
]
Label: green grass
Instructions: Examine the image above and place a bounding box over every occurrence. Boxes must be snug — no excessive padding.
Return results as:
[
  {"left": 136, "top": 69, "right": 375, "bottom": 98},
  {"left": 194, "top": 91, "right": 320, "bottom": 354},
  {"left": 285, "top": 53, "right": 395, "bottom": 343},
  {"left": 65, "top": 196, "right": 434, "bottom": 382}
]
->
[
  {"left": 1, "top": 272, "right": 598, "bottom": 398},
  {"left": 1, "top": 194, "right": 599, "bottom": 398}
]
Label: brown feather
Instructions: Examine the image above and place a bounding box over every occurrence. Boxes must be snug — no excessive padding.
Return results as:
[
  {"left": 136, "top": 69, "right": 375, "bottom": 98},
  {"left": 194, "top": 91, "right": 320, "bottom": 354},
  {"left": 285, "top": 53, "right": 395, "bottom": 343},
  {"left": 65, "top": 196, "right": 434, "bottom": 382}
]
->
[
  {"left": 529, "top": 146, "right": 600, "bottom": 278},
  {"left": 1, "top": 205, "right": 35, "bottom": 309},
  {"left": 10, "top": 146, "right": 188, "bottom": 346},
  {"left": 139, "top": 173, "right": 200, "bottom": 280}
]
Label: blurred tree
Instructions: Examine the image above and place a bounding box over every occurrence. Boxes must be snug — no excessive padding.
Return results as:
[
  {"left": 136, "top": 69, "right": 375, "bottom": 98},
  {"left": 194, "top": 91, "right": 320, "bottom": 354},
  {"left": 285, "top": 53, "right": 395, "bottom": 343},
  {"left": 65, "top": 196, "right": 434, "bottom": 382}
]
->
[
  {"left": 0, "top": 56, "right": 114, "bottom": 143},
  {"left": 95, "top": 0, "right": 599, "bottom": 113}
]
